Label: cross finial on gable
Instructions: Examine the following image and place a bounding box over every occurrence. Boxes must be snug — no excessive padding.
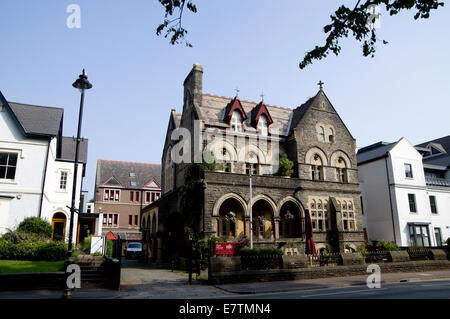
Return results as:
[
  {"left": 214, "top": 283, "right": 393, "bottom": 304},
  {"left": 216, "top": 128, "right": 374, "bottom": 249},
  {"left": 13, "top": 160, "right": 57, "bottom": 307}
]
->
[
  {"left": 318, "top": 80, "right": 324, "bottom": 90},
  {"left": 235, "top": 87, "right": 240, "bottom": 97},
  {"left": 260, "top": 91, "right": 265, "bottom": 102}
]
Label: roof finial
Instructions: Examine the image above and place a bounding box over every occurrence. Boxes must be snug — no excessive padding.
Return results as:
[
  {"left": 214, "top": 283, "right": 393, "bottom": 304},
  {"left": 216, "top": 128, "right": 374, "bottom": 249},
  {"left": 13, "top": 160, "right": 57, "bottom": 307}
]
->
[
  {"left": 318, "top": 80, "right": 324, "bottom": 90},
  {"left": 260, "top": 91, "right": 265, "bottom": 102},
  {"left": 235, "top": 87, "right": 240, "bottom": 98}
]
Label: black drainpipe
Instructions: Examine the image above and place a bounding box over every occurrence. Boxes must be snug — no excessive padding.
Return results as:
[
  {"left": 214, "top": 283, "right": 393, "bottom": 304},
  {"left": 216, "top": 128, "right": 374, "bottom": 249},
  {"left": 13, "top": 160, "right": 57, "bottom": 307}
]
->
[
  {"left": 385, "top": 155, "right": 397, "bottom": 243},
  {"left": 39, "top": 139, "right": 51, "bottom": 218}
]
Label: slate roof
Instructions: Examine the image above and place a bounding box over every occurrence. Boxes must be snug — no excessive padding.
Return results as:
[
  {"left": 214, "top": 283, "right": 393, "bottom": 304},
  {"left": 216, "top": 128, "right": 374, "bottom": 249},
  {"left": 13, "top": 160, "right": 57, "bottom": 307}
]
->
[
  {"left": 59, "top": 136, "right": 88, "bottom": 163},
  {"left": 7, "top": 102, "right": 63, "bottom": 137},
  {"left": 200, "top": 94, "right": 293, "bottom": 136},
  {"left": 416, "top": 135, "right": 450, "bottom": 167},
  {"left": 356, "top": 141, "right": 396, "bottom": 165},
  {"left": 96, "top": 159, "right": 161, "bottom": 189}
]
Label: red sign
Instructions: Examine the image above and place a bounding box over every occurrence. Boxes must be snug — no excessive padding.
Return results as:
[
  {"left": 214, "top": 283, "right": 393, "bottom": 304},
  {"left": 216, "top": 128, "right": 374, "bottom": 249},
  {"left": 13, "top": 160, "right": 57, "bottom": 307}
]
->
[{"left": 215, "top": 243, "right": 235, "bottom": 256}]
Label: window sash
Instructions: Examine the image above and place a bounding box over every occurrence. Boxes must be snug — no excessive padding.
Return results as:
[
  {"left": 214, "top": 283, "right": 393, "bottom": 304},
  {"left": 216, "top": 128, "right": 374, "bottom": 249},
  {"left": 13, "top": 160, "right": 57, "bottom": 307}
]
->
[
  {"left": 408, "top": 194, "right": 416, "bottom": 212},
  {"left": 0, "top": 152, "right": 18, "bottom": 180}
]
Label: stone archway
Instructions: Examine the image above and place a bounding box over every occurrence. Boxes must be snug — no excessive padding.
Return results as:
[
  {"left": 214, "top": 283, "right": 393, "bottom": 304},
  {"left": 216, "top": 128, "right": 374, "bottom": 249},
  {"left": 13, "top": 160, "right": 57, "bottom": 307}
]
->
[
  {"left": 217, "top": 197, "right": 246, "bottom": 239},
  {"left": 251, "top": 199, "right": 275, "bottom": 240},
  {"left": 279, "top": 200, "right": 302, "bottom": 238}
]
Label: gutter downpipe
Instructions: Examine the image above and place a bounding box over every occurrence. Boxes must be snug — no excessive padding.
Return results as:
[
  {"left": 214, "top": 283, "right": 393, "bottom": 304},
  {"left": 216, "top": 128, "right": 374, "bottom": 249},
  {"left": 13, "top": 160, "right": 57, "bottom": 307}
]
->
[
  {"left": 385, "top": 155, "right": 397, "bottom": 244},
  {"left": 39, "top": 139, "right": 51, "bottom": 218}
]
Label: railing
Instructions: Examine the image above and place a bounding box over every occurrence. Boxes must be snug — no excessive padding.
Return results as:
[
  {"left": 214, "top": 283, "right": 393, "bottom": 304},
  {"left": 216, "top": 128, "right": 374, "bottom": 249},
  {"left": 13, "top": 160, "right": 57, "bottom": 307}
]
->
[
  {"left": 425, "top": 177, "right": 450, "bottom": 187},
  {"left": 241, "top": 255, "right": 282, "bottom": 270},
  {"left": 363, "top": 251, "right": 390, "bottom": 263},
  {"left": 404, "top": 247, "right": 431, "bottom": 261},
  {"left": 311, "top": 253, "right": 340, "bottom": 267}
]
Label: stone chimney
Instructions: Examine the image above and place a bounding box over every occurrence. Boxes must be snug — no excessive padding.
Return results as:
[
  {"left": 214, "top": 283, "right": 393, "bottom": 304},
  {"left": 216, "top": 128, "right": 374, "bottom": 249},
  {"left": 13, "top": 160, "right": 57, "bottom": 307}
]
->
[{"left": 183, "top": 63, "right": 203, "bottom": 113}]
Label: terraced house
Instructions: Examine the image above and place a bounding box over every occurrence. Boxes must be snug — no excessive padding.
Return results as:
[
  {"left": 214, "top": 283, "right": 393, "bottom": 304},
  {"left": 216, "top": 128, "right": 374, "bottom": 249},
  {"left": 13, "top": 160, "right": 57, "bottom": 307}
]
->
[
  {"left": 157, "top": 64, "right": 364, "bottom": 258},
  {"left": 93, "top": 159, "right": 161, "bottom": 255}
]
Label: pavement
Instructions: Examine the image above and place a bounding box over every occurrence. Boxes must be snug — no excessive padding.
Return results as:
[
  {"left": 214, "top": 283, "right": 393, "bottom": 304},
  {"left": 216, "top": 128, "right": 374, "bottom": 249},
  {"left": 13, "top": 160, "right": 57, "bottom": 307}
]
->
[{"left": 1, "top": 260, "right": 450, "bottom": 299}]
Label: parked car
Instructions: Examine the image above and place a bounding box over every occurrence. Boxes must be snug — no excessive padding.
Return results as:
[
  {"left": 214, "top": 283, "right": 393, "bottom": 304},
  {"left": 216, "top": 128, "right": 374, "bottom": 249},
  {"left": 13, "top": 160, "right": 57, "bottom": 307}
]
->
[{"left": 125, "top": 242, "right": 142, "bottom": 259}]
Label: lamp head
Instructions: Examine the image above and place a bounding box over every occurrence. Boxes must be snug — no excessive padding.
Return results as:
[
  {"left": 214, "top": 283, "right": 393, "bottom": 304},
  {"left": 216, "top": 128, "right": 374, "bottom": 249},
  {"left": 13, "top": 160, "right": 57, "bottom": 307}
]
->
[{"left": 72, "top": 68, "right": 93, "bottom": 91}]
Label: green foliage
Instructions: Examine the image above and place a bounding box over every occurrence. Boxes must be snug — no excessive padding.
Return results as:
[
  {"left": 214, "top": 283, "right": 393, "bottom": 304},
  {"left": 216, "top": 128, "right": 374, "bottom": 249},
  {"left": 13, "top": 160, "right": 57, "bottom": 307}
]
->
[
  {"left": 276, "top": 154, "right": 294, "bottom": 177},
  {"left": 106, "top": 239, "right": 114, "bottom": 257},
  {"left": 156, "top": 0, "right": 197, "bottom": 47},
  {"left": 16, "top": 217, "right": 52, "bottom": 239},
  {"left": 299, "top": 0, "right": 444, "bottom": 69},
  {"left": 356, "top": 242, "right": 368, "bottom": 255},
  {"left": 209, "top": 235, "right": 224, "bottom": 245},
  {"left": 0, "top": 240, "right": 67, "bottom": 261},
  {"left": 78, "top": 235, "right": 92, "bottom": 254},
  {"left": 0, "top": 260, "right": 65, "bottom": 274},
  {"left": 239, "top": 247, "right": 284, "bottom": 256},
  {"left": 376, "top": 240, "right": 400, "bottom": 251}
]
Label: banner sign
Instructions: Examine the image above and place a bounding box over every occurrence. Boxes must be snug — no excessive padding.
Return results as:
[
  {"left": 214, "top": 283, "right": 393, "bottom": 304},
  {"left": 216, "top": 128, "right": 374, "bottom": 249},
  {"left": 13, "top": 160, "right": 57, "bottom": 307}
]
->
[{"left": 214, "top": 243, "right": 235, "bottom": 256}]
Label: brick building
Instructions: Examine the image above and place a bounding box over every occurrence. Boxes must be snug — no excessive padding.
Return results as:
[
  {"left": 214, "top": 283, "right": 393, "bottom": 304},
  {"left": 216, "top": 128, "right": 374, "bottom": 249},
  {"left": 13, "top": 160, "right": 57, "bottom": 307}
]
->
[
  {"left": 93, "top": 159, "right": 161, "bottom": 254},
  {"left": 156, "top": 64, "right": 364, "bottom": 259}
]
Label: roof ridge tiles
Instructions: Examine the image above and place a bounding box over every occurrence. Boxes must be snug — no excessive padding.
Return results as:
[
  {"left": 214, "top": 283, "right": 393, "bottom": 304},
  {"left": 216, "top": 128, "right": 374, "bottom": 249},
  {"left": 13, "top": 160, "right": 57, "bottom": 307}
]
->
[
  {"left": 8, "top": 101, "right": 64, "bottom": 111},
  {"left": 202, "top": 93, "right": 293, "bottom": 111},
  {"left": 99, "top": 159, "right": 161, "bottom": 165}
]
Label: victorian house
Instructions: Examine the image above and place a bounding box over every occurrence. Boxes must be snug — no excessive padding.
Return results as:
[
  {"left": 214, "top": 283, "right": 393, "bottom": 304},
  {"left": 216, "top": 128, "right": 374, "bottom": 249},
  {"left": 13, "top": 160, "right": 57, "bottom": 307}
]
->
[{"left": 156, "top": 64, "right": 364, "bottom": 257}]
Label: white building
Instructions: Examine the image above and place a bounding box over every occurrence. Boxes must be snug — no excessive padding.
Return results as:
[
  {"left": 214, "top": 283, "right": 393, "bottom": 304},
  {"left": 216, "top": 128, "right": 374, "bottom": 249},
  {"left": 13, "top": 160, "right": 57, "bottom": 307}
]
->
[
  {"left": 0, "top": 90, "right": 99, "bottom": 244},
  {"left": 358, "top": 137, "right": 450, "bottom": 247}
]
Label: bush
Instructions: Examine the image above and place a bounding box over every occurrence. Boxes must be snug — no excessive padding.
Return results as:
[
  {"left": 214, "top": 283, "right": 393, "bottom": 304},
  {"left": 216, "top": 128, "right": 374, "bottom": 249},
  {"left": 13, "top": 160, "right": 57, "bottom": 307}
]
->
[
  {"left": 239, "top": 247, "right": 284, "bottom": 256},
  {"left": 0, "top": 239, "right": 67, "bottom": 261},
  {"left": 16, "top": 217, "right": 52, "bottom": 239},
  {"left": 276, "top": 154, "right": 294, "bottom": 177},
  {"left": 376, "top": 240, "right": 400, "bottom": 251},
  {"left": 78, "top": 235, "right": 92, "bottom": 254},
  {"left": 234, "top": 237, "right": 249, "bottom": 254}
]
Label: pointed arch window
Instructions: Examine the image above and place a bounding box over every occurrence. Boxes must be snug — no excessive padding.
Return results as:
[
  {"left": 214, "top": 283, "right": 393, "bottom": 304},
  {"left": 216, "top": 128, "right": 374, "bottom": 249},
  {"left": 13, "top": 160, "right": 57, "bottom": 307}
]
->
[
  {"left": 258, "top": 115, "right": 268, "bottom": 136},
  {"left": 310, "top": 154, "right": 323, "bottom": 181},
  {"left": 318, "top": 126, "right": 325, "bottom": 142},
  {"left": 231, "top": 110, "right": 243, "bottom": 132},
  {"left": 335, "top": 157, "right": 347, "bottom": 183},
  {"left": 328, "top": 128, "right": 334, "bottom": 143}
]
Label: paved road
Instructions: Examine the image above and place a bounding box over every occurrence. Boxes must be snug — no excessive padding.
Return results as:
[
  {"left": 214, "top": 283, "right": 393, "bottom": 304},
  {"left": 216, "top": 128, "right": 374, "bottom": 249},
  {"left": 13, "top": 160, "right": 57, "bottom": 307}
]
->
[{"left": 218, "top": 280, "right": 450, "bottom": 299}]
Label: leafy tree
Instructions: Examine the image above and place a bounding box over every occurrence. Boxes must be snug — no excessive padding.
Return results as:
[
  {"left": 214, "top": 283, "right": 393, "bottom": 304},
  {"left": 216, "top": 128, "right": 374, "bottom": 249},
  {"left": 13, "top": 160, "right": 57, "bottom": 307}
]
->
[
  {"left": 276, "top": 154, "right": 294, "bottom": 177},
  {"left": 156, "top": 1, "right": 444, "bottom": 68}
]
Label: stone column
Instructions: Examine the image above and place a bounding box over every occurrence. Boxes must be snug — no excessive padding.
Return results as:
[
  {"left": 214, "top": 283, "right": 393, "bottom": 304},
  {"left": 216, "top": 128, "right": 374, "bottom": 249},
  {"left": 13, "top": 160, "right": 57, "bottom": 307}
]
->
[{"left": 274, "top": 218, "right": 280, "bottom": 240}]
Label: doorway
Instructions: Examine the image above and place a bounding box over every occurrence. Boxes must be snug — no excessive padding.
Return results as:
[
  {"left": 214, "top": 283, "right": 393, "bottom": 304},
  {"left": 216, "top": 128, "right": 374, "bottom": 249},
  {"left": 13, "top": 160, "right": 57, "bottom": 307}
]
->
[{"left": 51, "top": 212, "right": 67, "bottom": 241}]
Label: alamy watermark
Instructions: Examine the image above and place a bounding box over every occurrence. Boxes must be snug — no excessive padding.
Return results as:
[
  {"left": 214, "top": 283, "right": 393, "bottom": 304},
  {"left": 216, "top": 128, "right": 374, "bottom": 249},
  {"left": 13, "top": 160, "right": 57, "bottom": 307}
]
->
[
  {"left": 66, "top": 4, "right": 81, "bottom": 29},
  {"left": 366, "top": 264, "right": 381, "bottom": 288},
  {"left": 66, "top": 264, "right": 81, "bottom": 289},
  {"left": 366, "top": 4, "right": 381, "bottom": 29}
]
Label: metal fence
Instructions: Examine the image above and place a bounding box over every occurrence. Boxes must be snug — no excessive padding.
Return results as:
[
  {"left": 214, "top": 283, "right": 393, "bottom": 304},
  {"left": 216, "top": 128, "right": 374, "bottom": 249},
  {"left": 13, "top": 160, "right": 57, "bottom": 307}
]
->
[
  {"left": 311, "top": 253, "right": 340, "bottom": 267},
  {"left": 404, "top": 247, "right": 431, "bottom": 261},
  {"left": 363, "top": 250, "right": 390, "bottom": 263}
]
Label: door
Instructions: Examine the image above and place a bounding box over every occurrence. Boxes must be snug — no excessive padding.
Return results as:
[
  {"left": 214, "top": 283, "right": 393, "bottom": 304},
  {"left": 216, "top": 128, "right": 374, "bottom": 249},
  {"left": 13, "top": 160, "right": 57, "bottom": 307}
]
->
[{"left": 52, "top": 213, "right": 67, "bottom": 241}]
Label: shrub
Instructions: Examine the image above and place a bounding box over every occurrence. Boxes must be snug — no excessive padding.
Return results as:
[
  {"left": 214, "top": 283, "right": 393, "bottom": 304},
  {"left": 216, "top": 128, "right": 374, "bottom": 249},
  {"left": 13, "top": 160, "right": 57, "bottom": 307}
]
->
[
  {"left": 234, "top": 237, "right": 249, "bottom": 254},
  {"left": 376, "top": 240, "right": 400, "bottom": 251},
  {"left": 17, "top": 217, "right": 52, "bottom": 239},
  {"left": 276, "top": 154, "right": 294, "bottom": 177},
  {"left": 239, "top": 247, "right": 284, "bottom": 256},
  {"left": 0, "top": 240, "right": 67, "bottom": 261}
]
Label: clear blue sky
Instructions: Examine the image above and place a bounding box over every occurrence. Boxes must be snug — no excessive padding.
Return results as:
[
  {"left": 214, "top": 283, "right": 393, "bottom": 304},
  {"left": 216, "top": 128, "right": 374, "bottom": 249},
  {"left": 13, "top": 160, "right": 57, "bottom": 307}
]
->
[{"left": 1, "top": 1, "right": 449, "bottom": 199}]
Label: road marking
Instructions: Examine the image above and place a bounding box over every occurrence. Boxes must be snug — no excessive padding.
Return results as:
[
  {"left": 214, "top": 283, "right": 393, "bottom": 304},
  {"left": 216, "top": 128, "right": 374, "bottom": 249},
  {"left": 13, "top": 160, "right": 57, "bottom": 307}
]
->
[
  {"left": 421, "top": 283, "right": 450, "bottom": 287},
  {"left": 302, "top": 288, "right": 387, "bottom": 298}
]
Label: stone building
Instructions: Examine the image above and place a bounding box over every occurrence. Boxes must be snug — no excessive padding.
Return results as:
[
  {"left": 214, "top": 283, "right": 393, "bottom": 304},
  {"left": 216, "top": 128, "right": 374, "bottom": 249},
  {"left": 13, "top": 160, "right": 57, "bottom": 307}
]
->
[
  {"left": 157, "top": 64, "right": 364, "bottom": 257},
  {"left": 93, "top": 159, "right": 161, "bottom": 255}
]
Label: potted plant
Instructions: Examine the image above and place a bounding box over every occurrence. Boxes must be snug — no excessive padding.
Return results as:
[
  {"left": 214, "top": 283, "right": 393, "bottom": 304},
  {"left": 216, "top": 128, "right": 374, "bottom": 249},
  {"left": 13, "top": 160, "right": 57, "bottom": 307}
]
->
[
  {"left": 283, "top": 210, "right": 295, "bottom": 220},
  {"left": 276, "top": 154, "right": 294, "bottom": 177}
]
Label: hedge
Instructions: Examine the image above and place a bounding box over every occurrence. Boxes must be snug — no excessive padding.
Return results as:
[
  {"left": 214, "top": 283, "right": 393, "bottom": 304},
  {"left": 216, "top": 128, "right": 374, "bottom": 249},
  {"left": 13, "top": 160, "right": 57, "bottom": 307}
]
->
[
  {"left": 0, "top": 240, "right": 67, "bottom": 261},
  {"left": 239, "top": 248, "right": 284, "bottom": 256}
]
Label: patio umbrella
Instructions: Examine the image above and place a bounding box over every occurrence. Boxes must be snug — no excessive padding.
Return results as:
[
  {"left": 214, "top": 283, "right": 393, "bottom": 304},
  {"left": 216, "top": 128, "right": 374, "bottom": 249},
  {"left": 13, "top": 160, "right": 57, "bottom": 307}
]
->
[{"left": 304, "top": 209, "right": 317, "bottom": 257}]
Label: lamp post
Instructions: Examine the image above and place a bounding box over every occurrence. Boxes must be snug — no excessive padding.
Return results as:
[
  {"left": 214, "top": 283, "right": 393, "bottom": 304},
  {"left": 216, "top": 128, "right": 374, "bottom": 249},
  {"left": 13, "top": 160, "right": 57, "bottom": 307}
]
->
[
  {"left": 249, "top": 168, "right": 253, "bottom": 249},
  {"left": 67, "top": 69, "right": 92, "bottom": 257}
]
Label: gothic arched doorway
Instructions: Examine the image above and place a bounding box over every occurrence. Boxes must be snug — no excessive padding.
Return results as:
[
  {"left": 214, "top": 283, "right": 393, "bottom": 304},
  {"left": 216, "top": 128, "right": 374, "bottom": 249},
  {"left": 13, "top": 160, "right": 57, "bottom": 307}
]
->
[
  {"left": 217, "top": 197, "right": 245, "bottom": 239},
  {"left": 51, "top": 212, "right": 66, "bottom": 242}
]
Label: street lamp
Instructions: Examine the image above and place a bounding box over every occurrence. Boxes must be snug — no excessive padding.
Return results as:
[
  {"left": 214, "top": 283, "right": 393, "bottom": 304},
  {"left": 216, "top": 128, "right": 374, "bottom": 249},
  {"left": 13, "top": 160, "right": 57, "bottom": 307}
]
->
[{"left": 67, "top": 69, "right": 92, "bottom": 258}]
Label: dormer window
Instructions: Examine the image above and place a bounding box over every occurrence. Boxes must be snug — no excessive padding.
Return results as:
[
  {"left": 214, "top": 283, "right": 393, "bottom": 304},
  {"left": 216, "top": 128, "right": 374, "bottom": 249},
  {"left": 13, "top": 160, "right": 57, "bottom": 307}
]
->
[
  {"left": 258, "top": 115, "right": 268, "bottom": 136},
  {"left": 231, "top": 110, "right": 242, "bottom": 132}
]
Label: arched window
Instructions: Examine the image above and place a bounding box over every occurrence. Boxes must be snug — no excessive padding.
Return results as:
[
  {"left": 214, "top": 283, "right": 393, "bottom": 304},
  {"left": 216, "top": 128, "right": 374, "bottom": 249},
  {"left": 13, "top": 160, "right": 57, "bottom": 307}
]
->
[
  {"left": 335, "top": 157, "right": 347, "bottom": 183},
  {"left": 245, "top": 151, "right": 258, "bottom": 175},
  {"left": 318, "top": 126, "right": 325, "bottom": 142},
  {"left": 231, "top": 110, "right": 242, "bottom": 132},
  {"left": 328, "top": 128, "right": 334, "bottom": 143},
  {"left": 258, "top": 115, "right": 268, "bottom": 136},
  {"left": 341, "top": 200, "right": 356, "bottom": 231},
  {"left": 310, "top": 154, "right": 323, "bottom": 181},
  {"left": 310, "top": 199, "right": 329, "bottom": 232}
]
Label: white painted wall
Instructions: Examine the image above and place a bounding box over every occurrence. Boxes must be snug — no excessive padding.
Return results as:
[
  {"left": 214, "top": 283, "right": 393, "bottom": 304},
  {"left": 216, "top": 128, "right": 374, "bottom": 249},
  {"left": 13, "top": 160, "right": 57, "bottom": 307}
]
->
[
  {"left": 0, "top": 106, "right": 48, "bottom": 234},
  {"left": 359, "top": 137, "right": 450, "bottom": 247}
]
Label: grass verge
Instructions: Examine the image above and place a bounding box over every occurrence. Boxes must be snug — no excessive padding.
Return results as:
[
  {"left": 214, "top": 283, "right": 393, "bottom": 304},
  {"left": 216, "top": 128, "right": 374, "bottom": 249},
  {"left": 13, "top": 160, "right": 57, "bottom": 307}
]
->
[{"left": 0, "top": 260, "right": 65, "bottom": 274}]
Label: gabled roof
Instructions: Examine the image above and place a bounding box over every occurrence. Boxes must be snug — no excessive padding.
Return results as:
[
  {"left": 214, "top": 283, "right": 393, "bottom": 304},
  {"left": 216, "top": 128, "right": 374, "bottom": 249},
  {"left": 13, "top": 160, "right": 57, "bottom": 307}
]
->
[
  {"left": 0, "top": 90, "right": 63, "bottom": 138},
  {"left": 144, "top": 178, "right": 161, "bottom": 189},
  {"left": 356, "top": 141, "right": 396, "bottom": 165},
  {"left": 58, "top": 136, "right": 88, "bottom": 163},
  {"left": 103, "top": 175, "right": 122, "bottom": 186},
  {"left": 96, "top": 159, "right": 161, "bottom": 189},
  {"left": 250, "top": 101, "right": 273, "bottom": 129},
  {"left": 416, "top": 135, "right": 450, "bottom": 167},
  {"left": 223, "top": 97, "right": 248, "bottom": 124}
]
